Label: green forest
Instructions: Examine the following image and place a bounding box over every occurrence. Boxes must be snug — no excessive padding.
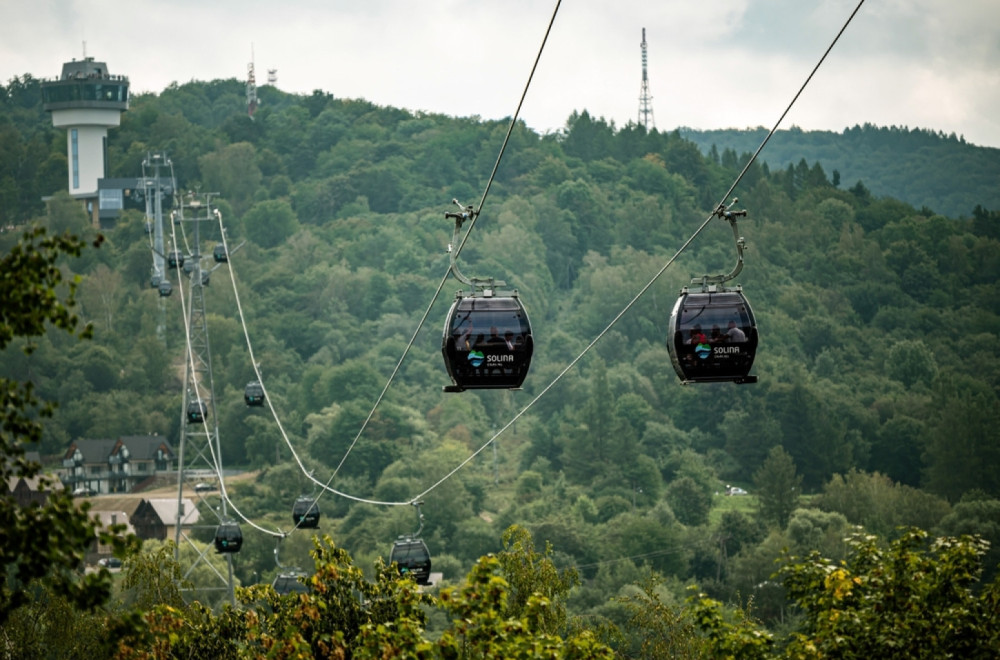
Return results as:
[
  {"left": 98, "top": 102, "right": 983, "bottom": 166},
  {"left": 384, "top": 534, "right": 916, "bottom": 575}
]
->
[
  {"left": 2, "top": 73, "right": 1000, "bottom": 657},
  {"left": 679, "top": 124, "right": 1000, "bottom": 219}
]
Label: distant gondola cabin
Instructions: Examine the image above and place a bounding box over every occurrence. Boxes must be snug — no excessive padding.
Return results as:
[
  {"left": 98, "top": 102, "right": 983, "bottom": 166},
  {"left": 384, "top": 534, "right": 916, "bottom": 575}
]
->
[
  {"left": 214, "top": 521, "right": 242, "bottom": 553},
  {"left": 292, "top": 496, "right": 321, "bottom": 529},
  {"left": 389, "top": 537, "right": 432, "bottom": 585},
  {"left": 213, "top": 244, "right": 228, "bottom": 263},
  {"left": 186, "top": 399, "right": 208, "bottom": 424},
  {"left": 244, "top": 381, "right": 265, "bottom": 407},
  {"left": 667, "top": 287, "right": 758, "bottom": 384},
  {"left": 442, "top": 295, "right": 533, "bottom": 392},
  {"left": 272, "top": 571, "right": 309, "bottom": 595}
]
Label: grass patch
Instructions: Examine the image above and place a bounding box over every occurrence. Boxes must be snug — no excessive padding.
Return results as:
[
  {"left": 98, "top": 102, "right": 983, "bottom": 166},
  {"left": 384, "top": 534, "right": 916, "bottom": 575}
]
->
[{"left": 708, "top": 492, "right": 757, "bottom": 526}]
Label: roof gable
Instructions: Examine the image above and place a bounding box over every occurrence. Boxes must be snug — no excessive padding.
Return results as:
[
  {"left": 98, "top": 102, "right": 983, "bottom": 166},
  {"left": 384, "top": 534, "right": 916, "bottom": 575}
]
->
[
  {"left": 118, "top": 436, "right": 174, "bottom": 460},
  {"left": 65, "top": 438, "right": 117, "bottom": 462}
]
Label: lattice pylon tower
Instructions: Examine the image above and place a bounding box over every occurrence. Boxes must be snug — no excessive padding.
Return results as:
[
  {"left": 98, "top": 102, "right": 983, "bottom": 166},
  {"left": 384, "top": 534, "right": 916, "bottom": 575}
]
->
[
  {"left": 638, "top": 27, "right": 655, "bottom": 131},
  {"left": 141, "top": 152, "right": 173, "bottom": 344},
  {"left": 172, "top": 191, "right": 236, "bottom": 606}
]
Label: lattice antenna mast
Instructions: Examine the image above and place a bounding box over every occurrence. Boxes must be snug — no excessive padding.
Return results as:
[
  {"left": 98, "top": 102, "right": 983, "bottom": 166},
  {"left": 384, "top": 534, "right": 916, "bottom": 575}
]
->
[
  {"left": 247, "top": 44, "right": 258, "bottom": 120},
  {"left": 172, "top": 191, "right": 236, "bottom": 606},
  {"left": 638, "top": 27, "right": 655, "bottom": 130}
]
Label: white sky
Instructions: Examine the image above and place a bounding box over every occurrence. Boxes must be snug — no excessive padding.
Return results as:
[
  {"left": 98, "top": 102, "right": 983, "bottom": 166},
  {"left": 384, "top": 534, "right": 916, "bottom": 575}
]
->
[{"left": 3, "top": 0, "right": 999, "bottom": 148}]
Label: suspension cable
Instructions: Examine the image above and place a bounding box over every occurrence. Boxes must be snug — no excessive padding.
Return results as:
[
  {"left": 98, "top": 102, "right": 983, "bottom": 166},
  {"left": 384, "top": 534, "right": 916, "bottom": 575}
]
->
[
  {"left": 412, "top": 0, "right": 867, "bottom": 502},
  {"left": 314, "top": 0, "right": 564, "bottom": 489},
  {"left": 201, "top": 0, "right": 863, "bottom": 512}
]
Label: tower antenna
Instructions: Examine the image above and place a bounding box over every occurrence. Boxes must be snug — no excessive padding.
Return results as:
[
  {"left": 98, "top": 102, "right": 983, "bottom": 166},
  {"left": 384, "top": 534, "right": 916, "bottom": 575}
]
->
[
  {"left": 247, "top": 44, "right": 258, "bottom": 120},
  {"left": 638, "top": 28, "right": 655, "bottom": 130}
]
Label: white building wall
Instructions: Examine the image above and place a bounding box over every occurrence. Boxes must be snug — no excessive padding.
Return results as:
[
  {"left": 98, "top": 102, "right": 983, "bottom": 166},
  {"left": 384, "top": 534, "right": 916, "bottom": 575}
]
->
[{"left": 51, "top": 108, "right": 122, "bottom": 197}]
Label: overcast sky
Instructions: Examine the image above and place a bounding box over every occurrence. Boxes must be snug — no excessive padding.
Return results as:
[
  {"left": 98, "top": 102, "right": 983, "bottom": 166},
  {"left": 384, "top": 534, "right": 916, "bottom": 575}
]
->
[{"left": 3, "top": 1, "right": 999, "bottom": 148}]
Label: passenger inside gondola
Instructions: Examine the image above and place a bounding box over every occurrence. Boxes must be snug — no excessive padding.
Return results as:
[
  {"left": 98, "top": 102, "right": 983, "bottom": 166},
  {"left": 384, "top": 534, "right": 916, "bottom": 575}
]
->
[{"left": 726, "top": 320, "right": 747, "bottom": 342}]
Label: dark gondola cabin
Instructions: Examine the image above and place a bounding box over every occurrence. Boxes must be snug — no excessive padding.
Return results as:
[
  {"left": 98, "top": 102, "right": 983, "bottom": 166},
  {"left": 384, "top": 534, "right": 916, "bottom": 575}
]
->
[
  {"left": 213, "top": 243, "right": 228, "bottom": 263},
  {"left": 292, "top": 496, "right": 320, "bottom": 529},
  {"left": 389, "top": 537, "right": 432, "bottom": 585},
  {"left": 272, "top": 571, "right": 309, "bottom": 595},
  {"left": 667, "top": 286, "right": 758, "bottom": 384},
  {"left": 158, "top": 280, "right": 172, "bottom": 297},
  {"left": 244, "top": 381, "right": 265, "bottom": 407},
  {"left": 442, "top": 295, "right": 533, "bottom": 392},
  {"left": 167, "top": 251, "right": 183, "bottom": 269},
  {"left": 186, "top": 399, "right": 207, "bottom": 424},
  {"left": 214, "top": 521, "right": 242, "bottom": 553}
]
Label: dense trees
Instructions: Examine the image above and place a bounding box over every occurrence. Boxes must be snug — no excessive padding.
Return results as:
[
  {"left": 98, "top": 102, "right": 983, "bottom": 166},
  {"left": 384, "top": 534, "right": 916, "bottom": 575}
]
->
[
  {"left": 681, "top": 124, "right": 1000, "bottom": 218},
  {"left": 1, "top": 72, "right": 999, "bottom": 655}
]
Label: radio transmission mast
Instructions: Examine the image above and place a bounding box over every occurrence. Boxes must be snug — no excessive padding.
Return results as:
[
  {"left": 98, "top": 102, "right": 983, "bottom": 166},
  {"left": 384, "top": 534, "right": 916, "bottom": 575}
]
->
[
  {"left": 638, "top": 28, "right": 655, "bottom": 130},
  {"left": 247, "top": 46, "right": 258, "bottom": 120}
]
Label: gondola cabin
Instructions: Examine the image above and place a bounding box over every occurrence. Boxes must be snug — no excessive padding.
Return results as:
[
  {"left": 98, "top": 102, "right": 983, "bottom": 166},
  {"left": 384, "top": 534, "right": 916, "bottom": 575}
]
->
[
  {"left": 272, "top": 571, "right": 309, "bottom": 595},
  {"left": 244, "top": 381, "right": 265, "bottom": 407},
  {"left": 214, "top": 521, "right": 242, "bottom": 553},
  {"left": 389, "top": 537, "right": 431, "bottom": 585},
  {"left": 292, "top": 496, "right": 320, "bottom": 529},
  {"left": 150, "top": 273, "right": 161, "bottom": 288},
  {"left": 158, "top": 280, "right": 172, "bottom": 297},
  {"left": 167, "top": 251, "right": 183, "bottom": 269},
  {"left": 213, "top": 244, "right": 228, "bottom": 263},
  {"left": 441, "top": 294, "right": 532, "bottom": 392},
  {"left": 186, "top": 399, "right": 208, "bottom": 424},
  {"left": 667, "top": 286, "right": 758, "bottom": 384}
]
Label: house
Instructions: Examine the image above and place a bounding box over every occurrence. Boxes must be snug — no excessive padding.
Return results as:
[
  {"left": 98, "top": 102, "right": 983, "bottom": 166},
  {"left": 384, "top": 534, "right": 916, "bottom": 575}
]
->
[
  {"left": 131, "top": 497, "right": 200, "bottom": 542},
  {"left": 62, "top": 435, "right": 175, "bottom": 495},
  {"left": 84, "top": 497, "right": 139, "bottom": 564},
  {"left": 4, "top": 451, "right": 61, "bottom": 506},
  {"left": 85, "top": 496, "right": 202, "bottom": 565}
]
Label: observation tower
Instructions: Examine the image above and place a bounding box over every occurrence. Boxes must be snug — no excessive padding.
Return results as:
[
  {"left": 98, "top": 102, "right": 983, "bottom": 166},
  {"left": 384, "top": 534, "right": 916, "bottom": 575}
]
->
[{"left": 41, "top": 56, "right": 129, "bottom": 218}]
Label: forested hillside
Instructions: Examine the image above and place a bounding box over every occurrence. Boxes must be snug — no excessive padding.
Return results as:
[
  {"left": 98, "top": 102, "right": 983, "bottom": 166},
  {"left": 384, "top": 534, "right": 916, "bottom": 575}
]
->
[
  {"left": 679, "top": 124, "right": 1000, "bottom": 218},
  {"left": 2, "top": 73, "right": 1000, "bottom": 653}
]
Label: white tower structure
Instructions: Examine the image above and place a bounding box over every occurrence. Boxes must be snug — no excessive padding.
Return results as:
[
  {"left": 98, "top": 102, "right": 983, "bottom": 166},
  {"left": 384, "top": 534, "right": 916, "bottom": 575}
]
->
[{"left": 42, "top": 57, "right": 129, "bottom": 217}]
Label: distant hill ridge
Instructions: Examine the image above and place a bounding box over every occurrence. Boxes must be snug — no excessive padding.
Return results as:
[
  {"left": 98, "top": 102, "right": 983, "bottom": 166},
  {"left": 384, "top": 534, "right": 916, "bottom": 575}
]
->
[{"left": 678, "top": 124, "right": 1000, "bottom": 219}]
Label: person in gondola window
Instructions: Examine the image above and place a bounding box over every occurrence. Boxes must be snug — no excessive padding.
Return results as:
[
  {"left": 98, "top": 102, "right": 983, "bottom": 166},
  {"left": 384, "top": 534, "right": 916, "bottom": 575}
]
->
[
  {"left": 726, "top": 320, "right": 747, "bottom": 343},
  {"left": 486, "top": 326, "right": 504, "bottom": 347},
  {"left": 689, "top": 326, "right": 708, "bottom": 346},
  {"left": 458, "top": 323, "right": 474, "bottom": 351}
]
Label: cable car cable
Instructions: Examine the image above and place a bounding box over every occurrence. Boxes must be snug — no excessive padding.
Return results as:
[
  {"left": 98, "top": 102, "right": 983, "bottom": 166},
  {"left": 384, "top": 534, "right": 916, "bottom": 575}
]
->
[
  {"left": 213, "top": 211, "right": 412, "bottom": 509},
  {"left": 450, "top": 0, "right": 562, "bottom": 258},
  {"left": 411, "top": 0, "right": 867, "bottom": 503},
  {"left": 327, "top": 0, "right": 562, "bottom": 476},
  {"left": 170, "top": 207, "right": 286, "bottom": 539},
  {"left": 258, "top": 0, "right": 562, "bottom": 500},
  {"left": 195, "top": 0, "right": 862, "bottom": 514}
]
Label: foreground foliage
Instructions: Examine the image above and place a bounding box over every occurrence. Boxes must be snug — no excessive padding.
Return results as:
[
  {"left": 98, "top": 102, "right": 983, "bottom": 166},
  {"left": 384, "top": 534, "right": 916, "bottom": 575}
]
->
[
  {"left": 114, "top": 532, "right": 613, "bottom": 659},
  {"left": 103, "top": 527, "right": 1000, "bottom": 659},
  {"left": 0, "top": 226, "right": 134, "bottom": 627}
]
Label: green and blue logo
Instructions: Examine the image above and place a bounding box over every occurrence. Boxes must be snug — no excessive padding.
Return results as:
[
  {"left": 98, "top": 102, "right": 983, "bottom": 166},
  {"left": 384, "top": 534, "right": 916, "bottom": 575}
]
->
[{"left": 467, "top": 350, "right": 485, "bottom": 367}]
